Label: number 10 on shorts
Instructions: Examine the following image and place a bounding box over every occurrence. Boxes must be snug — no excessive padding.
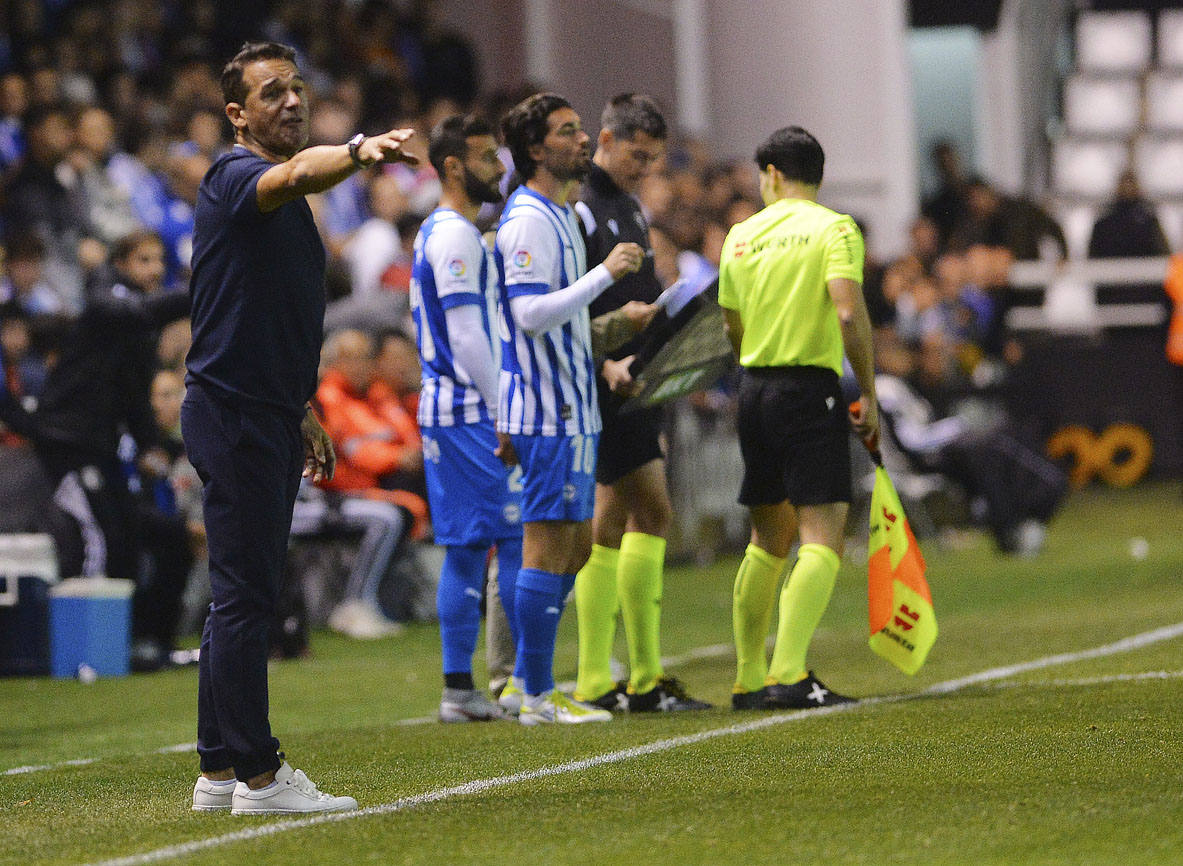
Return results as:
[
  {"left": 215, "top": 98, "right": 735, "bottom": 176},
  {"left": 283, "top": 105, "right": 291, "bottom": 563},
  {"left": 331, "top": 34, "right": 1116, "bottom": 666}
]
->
[{"left": 570, "top": 433, "right": 596, "bottom": 475}]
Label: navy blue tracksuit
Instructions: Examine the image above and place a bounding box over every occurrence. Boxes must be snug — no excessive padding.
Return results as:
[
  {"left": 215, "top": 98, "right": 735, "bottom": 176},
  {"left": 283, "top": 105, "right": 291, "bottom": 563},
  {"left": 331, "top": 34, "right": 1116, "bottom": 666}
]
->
[{"left": 183, "top": 147, "right": 325, "bottom": 781}]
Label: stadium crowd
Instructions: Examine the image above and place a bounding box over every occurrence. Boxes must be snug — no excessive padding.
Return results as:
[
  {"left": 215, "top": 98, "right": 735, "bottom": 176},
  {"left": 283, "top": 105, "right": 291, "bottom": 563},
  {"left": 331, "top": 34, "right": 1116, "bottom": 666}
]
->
[{"left": 0, "top": 1, "right": 1111, "bottom": 677}]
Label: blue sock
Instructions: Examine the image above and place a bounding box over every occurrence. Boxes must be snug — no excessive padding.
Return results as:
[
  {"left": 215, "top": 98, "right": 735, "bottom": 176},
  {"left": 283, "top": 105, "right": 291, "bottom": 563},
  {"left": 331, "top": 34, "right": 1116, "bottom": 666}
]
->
[
  {"left": 559, "top": 572, "right": 576, "bottom": 610},
  {"left": 515, "top": 568, "right": 565, "bottom": 695},
  {"left": 437, "top": 545, "right": 487, "bottom": 676},
  {"left": 495, "top": 537, "right": 524, "bottom": 680}
]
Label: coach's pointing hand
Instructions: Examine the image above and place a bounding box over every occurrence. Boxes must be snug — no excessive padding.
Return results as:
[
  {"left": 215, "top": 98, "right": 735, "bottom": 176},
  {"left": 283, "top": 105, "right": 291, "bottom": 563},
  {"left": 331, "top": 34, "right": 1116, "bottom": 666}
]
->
[
  {"left": 354, "top": 128, "right": 420, "bottom": 167},
  {"left": 604, "top": 242, "right": 645, "bottom": 279}
]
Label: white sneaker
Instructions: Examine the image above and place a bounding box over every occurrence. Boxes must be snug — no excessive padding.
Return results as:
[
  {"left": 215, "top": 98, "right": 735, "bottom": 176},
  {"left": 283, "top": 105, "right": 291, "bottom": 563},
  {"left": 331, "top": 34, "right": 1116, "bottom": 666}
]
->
[
  {"left": 192, "top": 776, "right": 236, "bottom": 811},
  {"left": 328, "top": 600, "right": 404, "bottom": 640},
  {"left": 230, "top": 762, "right": 358, "bottom": 815},
  {"left": 497, "top": 677, "right": 524, "bottom": 717},
  {"left": 439, "top": 687, "right": 508, "bottom": 722},
  {"left": 519, "top": 690, "right": 613, "bottom": 726}
]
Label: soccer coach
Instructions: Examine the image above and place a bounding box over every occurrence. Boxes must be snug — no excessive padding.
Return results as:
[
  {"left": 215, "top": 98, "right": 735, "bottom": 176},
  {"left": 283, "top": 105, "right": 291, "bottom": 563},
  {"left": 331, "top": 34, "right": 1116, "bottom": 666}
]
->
[{"left": 184, "top": 41, "right": 416, "bottom": 815}]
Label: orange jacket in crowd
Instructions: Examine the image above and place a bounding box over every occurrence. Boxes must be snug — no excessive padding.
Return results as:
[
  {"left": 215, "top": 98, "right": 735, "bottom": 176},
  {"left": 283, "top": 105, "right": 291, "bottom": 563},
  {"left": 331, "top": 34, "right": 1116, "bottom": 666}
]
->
[
  {"left": 1166, "top": 254, "right": 1183, "bottom": 366},
  {"left": 366, "top": 378, "right": 420, "bottom": 451},
  {"left": 312, "top": 368, "right": 429, "bottom": 538}
]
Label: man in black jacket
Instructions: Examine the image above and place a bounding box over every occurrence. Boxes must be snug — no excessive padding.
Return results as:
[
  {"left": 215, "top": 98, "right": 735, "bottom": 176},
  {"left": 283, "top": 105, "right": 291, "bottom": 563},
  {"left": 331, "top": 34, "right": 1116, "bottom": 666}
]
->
[
  {"left": 571, "top": 94, "right": 709, "bottom": 713},
  {"left": 24, "top": 229, "right": 188, "bottom": 583}
]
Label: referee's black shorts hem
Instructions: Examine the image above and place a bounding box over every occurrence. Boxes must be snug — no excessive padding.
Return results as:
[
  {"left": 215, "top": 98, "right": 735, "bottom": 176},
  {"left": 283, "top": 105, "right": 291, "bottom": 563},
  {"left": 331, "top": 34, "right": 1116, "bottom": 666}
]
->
[{"left": 736, "top": 365, "right": 852, "bottom": 507}]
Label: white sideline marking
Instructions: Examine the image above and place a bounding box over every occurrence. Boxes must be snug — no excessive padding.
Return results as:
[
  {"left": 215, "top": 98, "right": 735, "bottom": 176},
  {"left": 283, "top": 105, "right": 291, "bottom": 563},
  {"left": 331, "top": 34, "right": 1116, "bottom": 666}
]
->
[
  {"left": 82, "top": 621, "right": 1183, "bottom": 866},
  {"left": 921, "top": 620, "right": 1183, "bottom": 695},
  {"left": 986, "top": 669, "right": 1183, "bottom": 690},
  {"left": 5, "top": 646, "right": 737, "bottom": 777},
  {"left": 2, "top": 757, "right": 94, "bottom": 776}
]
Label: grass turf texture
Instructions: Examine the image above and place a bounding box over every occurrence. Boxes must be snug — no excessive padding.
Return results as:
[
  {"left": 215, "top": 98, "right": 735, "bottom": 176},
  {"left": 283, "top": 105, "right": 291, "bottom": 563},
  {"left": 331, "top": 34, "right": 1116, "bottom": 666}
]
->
[{"left": 2, "top": 482, "right": 1181, "bottom": 865}]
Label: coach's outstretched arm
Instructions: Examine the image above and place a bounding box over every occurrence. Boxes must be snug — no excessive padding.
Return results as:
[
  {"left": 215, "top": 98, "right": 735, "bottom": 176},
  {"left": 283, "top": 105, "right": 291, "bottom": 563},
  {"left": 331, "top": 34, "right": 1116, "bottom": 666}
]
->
[
  {"left": 510, "top": 242, "right": 644, "bottom": 336},
  {"left": 254, "top": 129, "right": 419, "bottom": 212}
]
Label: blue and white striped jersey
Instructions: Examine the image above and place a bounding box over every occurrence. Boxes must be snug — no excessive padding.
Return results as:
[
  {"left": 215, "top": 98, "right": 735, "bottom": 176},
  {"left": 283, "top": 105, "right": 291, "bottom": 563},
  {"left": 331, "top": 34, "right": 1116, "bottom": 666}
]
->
[
  {"left": 410, "top": 208, "right": 500, "bottom": 427},
  {"left": 495, "top": 186, "right": 600, "bottom": 437}
]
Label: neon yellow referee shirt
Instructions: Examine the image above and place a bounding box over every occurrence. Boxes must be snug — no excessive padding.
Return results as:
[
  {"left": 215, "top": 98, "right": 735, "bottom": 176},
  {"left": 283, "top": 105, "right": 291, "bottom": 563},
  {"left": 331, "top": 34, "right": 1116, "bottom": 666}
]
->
[{"left": 717, "top": 197, "right": 864, "bottom": 374}]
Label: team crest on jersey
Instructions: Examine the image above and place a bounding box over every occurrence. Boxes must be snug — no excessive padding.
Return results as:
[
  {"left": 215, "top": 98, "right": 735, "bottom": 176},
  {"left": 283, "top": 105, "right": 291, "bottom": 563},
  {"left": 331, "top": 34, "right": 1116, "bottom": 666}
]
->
[
  {"left": 448, "top": 258, "right": 466, "bottom": 277},
  {"left": 513, "top": 250, "right": 532, "bottom": 268},
  {"left": 607, "top": 218, "right": 619, "bottom": 236}
]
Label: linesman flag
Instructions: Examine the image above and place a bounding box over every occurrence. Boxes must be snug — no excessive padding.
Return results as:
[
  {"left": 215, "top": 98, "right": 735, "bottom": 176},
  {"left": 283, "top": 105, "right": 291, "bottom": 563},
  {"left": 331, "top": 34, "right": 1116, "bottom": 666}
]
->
[{"left": 857, "top": 418, "right": 937, "bottom": 674}]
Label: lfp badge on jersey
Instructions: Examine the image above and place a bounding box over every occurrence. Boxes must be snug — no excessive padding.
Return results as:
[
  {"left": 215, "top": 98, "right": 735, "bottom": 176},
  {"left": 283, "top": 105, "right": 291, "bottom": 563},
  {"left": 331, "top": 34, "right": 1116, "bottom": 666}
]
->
[
  {"left": 448, "top": 259, "right": 466, "bottom": 277},
  {"left": 513, "top": 250, "right": 531, "bottom": 268}
]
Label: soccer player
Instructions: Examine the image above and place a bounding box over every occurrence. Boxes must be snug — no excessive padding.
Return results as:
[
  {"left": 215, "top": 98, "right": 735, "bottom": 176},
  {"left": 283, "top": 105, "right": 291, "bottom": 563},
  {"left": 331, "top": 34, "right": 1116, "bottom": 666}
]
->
[
  {"left": 410, "top": 114, "right": 521, "bottom": 722},
  {"left": 571, "top": 94, "right": 710, "bottom": 712},
  {"left": 495, "top": 92, "right": 644, "bottom": 725},
  {"left": 718, "top": 126, "right": 878, "bottom": 711}
]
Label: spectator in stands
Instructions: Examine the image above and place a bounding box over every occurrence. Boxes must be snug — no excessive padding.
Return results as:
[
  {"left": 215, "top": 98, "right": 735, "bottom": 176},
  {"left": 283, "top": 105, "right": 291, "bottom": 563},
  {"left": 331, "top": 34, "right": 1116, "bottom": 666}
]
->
[
  {"left": 879, "top": 216, "right": 942, "bottom": 332},
  {"left": 856, "top": 219, "right": 892, "bottom": 329},
  {"left": 1088, "top": 169, "right": 1171, "bottom": 259},
  {"left": 378, "top": 212, "right": 422, "bottom": 296},
  {"left": 934, "top": 249, "right": 997, "bottom": 353},
  {"left": 297, "top": 328, "right": 423, "bottom": 638},
  {"left": 106, "top": 129, "right": 171, "bottom": 242},
  {"left": 921, "top": 139, "right": 969, "bottom": 250},
  {"left": 176, "top": 108, "right": 229, "bottom": 161},
  {"left": 344, "top": 172, "right": 410, "bottom": 298},
  {"left": 20, "top": 228, "right": 187, "bottom": 585},
  {"left": 0, "top": 303, "right": 42, "bottom": 413},
  {"left": 367, "top": 327, "right": 425, "bottom": 500},
  {"left": 958, "top": 176, "right": 1067, "bottom": 261},
  {"left": 0, "top": 315, "right": 58, "bottom": 531},
  {"left": 130, "top": 366, "right": 199, "bottom": 672},
  {"left": 0, "top": 71, "right": 28, "bottom": 175},
  {"left": 69, "top": 105, "right": 140, "bottom": 247},
  {"left": 153, "top": 149, "right": 208, "bottom": 289},
  {"left": 2, "top": 103, "right": 98, "bottom": 311},
  {"left": 307, "top": 98, "right": 368, "bottom": 261},
  {"left": 875, "top": 349, "right": 1067, "bottom": 556},
  {"left": 0, "top": 233, "right": 66, "bottom": 316}
]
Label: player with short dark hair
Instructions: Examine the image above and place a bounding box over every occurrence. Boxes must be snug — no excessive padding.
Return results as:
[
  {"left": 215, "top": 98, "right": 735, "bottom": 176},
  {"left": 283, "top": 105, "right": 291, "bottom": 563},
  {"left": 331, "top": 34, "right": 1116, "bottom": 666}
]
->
[
  {"left": 719, "top": 125, "right": 878, "bottom": 711},
  {"left": 571, "top": 94, "right": 710, "bottom": 713},
  {"left": 494, "top": 92, "right": 644, "bottom": 724},
  {"left": 412, "top": 113, "right": 522, "bottom": 723}
]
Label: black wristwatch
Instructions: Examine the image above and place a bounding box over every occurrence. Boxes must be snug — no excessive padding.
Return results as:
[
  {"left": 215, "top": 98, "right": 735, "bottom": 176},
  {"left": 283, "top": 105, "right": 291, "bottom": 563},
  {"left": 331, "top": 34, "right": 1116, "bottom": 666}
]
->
[{"left": 347, "top": 133, "right": 369, "bottom": 168}]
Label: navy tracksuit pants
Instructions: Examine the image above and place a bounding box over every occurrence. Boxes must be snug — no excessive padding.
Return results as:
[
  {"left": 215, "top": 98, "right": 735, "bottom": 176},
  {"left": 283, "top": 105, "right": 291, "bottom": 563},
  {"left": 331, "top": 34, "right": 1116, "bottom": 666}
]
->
[{"left": 181, "top": 382, "right": 303, "bottom": 782}]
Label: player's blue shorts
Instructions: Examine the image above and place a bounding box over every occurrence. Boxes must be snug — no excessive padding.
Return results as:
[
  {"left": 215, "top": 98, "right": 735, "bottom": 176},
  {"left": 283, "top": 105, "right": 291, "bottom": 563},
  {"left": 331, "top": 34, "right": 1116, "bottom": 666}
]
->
[
  {"left": 511, "top": 432, "right": 599, "bottom": 523},
  {"left": 422, "top": 423, "right": 522, "bottom": 546}
]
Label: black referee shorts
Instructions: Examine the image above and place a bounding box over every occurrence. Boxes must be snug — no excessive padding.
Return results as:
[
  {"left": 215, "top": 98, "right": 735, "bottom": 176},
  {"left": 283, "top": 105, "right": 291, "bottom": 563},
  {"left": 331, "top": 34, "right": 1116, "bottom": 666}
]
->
[
  {"left": 736, "top": 365, "right": 851, "bottom": 507},
  {"left": 595, "top": 377, "right": 665, "bottom": 485}
]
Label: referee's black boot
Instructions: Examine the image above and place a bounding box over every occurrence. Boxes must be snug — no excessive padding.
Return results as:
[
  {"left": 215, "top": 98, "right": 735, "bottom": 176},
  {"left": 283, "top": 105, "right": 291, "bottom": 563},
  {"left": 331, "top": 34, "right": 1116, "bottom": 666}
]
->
[
  {"left": 730, "top": 687, "right": 770, "bottom": 710},
  {"left": 765, "top": 673, "right": 856, "bottom": 710}
]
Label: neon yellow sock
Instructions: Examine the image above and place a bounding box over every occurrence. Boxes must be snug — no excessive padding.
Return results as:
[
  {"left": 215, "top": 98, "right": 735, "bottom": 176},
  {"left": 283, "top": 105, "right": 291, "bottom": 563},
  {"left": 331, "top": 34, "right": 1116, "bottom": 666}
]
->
[
  {"left": 574, "top": 544, "right": 620, "bottom": 701},
  {"left": 732, "top": 543, "right": 787, "bottom": 693},
  {"left": 618, "top": 531, "right": 666, "bottom": 695},
  {"left": 767, "top": 543, "right": 841, "bottom": 685}
]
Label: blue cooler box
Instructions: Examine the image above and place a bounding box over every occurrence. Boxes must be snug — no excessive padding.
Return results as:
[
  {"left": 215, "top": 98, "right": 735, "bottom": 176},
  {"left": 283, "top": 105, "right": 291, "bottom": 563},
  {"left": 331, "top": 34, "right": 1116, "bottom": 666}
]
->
[
  {"left": 49, "top": 578, "right": 135, "bottom": 679},
  {"left": 0, "top": 534, "right": 59, "bottom": 677}
]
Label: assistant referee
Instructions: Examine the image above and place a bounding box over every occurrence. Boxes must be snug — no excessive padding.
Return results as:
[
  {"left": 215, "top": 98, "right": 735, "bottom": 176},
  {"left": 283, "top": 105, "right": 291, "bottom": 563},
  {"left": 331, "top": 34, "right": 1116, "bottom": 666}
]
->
[{"left": 718, "top": 125, "right": 879, "bottom": 711}]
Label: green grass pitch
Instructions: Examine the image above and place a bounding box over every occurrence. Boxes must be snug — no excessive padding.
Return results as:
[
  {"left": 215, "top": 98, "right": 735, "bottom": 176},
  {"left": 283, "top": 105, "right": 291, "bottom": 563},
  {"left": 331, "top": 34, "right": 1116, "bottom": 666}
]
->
[{"left": 2, "top": 482, "right": 1182, "bottom": 865}]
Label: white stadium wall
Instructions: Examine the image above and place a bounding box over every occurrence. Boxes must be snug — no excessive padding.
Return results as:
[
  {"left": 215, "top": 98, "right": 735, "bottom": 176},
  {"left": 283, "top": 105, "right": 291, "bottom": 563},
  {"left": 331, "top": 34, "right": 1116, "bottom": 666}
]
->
[{"left": 439, "top": 0, "right": 1009, "bottom": 257}]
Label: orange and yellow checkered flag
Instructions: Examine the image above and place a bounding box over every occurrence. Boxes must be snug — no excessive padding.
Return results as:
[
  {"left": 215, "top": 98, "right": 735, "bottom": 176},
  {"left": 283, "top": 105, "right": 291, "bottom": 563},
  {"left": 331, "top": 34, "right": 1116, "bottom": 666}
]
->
[{"left": 854, "top": 409, "right": 937, "bottom": 675}]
